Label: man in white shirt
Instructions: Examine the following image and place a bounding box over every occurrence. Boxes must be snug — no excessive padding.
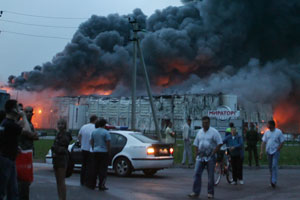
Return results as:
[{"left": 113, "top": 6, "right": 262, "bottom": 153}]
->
[
  {"left": 260, "top": 120, "right": 285, "bottom": 188},
  {"left": 165, "top": 121, "right": 175, "bottom": 144},
  {"left": 78, "top": 115, "right": 98, "bottom": 187},
  {"left": 182, "top": 118, "right": 193, "bottom": 167},
  {"left": 188, "top": 116, "right": 222, "bottom": 199}
]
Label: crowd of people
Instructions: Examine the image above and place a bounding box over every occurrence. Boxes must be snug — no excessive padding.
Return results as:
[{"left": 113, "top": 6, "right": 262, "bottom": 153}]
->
[
  {"left": 0, "top": 99, "right": 286, "bottom": 200},
  {"left": 78, "top": 116, "right": 111, "bottom": 191},
  {"left": 187, "top": 117, "right": 285, "bottom": 199},
  {"left": 0, "top": 100, "right": 39, "bottom": 200}
]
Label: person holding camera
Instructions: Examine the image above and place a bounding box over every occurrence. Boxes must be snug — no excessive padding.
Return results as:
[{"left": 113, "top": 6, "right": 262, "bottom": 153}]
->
[
  {"left": 0, "top": 100, "right": 25, "bottom": 200},
  {"left": 18, "top": 106, "right": 39, "bottom": 200}
]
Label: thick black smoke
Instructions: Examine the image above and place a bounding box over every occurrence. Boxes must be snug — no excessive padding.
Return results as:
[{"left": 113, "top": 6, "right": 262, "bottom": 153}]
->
[{"left": 8, "top": 0, "right": 300, "bottom": 108}]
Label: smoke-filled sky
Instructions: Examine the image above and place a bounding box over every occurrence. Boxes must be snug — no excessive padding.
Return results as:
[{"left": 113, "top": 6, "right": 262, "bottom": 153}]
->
[
  {"left": 3, "top": 0, "right": 300, "bottom": 111},
  {"left": 0, "top": 0, "right": 182, "bottom": 82}
]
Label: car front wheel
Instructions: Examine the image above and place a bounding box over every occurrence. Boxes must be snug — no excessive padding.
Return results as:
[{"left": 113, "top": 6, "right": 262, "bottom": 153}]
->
[
  {"left": 114, "top": 157, "right": 132, "bottom": 177},
  {"left": 143, "top": 169, "right": 157, "bottom": 176}
]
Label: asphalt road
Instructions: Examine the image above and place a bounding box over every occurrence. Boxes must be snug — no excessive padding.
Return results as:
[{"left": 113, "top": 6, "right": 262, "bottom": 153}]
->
[{"left": 30, "top": 163, "right": 300, "bottom": 200}]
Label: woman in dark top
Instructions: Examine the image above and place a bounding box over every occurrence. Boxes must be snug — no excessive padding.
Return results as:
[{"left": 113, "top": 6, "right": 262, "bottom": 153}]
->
[{"left": 52, "top": 119, "right": 72, "bottom": 200}]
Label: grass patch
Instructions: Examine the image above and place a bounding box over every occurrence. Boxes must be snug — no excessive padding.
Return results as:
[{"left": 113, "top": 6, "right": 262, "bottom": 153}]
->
[
  {"left": 33, "top": 139, "right": 77, "bottom": 161},
  {"left": 33, "top": 138, "right": 300, "bottom": 165},
  {"left": 173, "top": 140, "right": 300, "bottom": 165},
  {"left": 33, "top": 139, "right": 54, "bottom": 162}
]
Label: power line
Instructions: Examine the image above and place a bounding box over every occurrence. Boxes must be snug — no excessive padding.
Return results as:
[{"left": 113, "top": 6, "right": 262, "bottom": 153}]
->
[
  {"left": 0, "top": 30, "right": 70, "bottom": 40},
  {"left": 2, "top": 10, "right": 88, "bottom": 20},
  {"left": 0, "top": 19, "right": 78, "bottom": 29}
]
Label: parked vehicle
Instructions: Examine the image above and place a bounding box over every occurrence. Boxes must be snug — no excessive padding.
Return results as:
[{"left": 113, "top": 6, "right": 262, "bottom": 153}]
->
[{"left": 46, "top": 130, "right": 174, "bottom": 176}]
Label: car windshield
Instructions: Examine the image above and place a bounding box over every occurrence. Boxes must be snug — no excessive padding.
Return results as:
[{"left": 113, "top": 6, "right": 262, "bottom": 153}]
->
[{"left": 130, "top": 133, "right": 158, "bottom": 143}]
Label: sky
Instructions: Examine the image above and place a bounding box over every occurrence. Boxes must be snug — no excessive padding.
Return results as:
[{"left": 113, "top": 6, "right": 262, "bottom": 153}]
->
[{"left": 0, "top": 0, "right": 183, "bottom": 83}]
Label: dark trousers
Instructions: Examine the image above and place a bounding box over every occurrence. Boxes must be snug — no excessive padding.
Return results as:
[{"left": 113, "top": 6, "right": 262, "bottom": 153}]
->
[
  {"left": 248, "top": 145, "right": 259, "bottom": 166},
  {"left": 231, "top": 156, "right": 243, "bottom": 182},
  {"left": 18, "top": 180, "right": 30, "bottom": 200},
  {"left": 0, "top": 156, "right": 18, "bottom": 200},
  {"left": 80, "top": 150, "right": 90, "bottom": 185},
  {"left": 94, "top": 152, "right": 109, "bottom": 189},
  {"left": 85, "top": 152, "right": 96, "bottom": 189}
]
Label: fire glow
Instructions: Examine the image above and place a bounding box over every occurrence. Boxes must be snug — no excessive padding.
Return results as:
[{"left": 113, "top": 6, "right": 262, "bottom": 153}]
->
[
  {"left": 1, "top": 88, "right": 63, "bottom": 129},
  {"left": 77, "top": 76, "right": 115, "bottom": 96},
  {"left": 273, "top": 98, "right": 300, "bottom": 133}
]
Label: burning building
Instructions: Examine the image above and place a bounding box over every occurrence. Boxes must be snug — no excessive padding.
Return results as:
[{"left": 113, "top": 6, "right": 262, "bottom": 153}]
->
[{"left": 50, "top": 94, "right": 272, "bottom": 136}]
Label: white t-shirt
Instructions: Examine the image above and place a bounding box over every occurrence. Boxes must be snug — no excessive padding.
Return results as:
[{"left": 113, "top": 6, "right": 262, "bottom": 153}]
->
[
  {"left": 78, "top": 123, "right": 96, "bottom": 152},
  {"left": 165, "top": 127, "right": 175, "bottom": 144},
  {"left": 193, "top": 127, "right": 223, "bottom": 161},
  {"left": 182, "top": 123, "right": 192, "bottom": 140},
  {"left": 262, "top": 128, "right": 285, "bottom": 155}
]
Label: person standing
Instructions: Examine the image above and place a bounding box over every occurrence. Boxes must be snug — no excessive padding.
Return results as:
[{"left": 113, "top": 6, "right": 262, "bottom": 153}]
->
[
  {"left": 18, "top": 106, "right": 39, "bottom": 200},
  {"left": 78, "top": 115, "right": 97, "bottom": 186},
  {"left": 52, "top": 119, "right": 72, "bottom": 200},
  {"left": 188, "top": 116, "right": 222, "bottom": 199},
  {"left": 260, "top": 120, "right": 285, "bottom": 188},
  {"left": 90, "top": 119, "right": 111, "bottom": 191},
  {"left": 0, "top": 100, "right": 23, "bottom": 200},
  {"left": 225, "top": 122, "right": 234, "bottom": 137},
  {"left": 246, "top": 123, "right": 260, "bottom": 167},
  {"left": 165, "top": 121, "right": 175, "bottom": 144},
  {"left": 182, "top": 118, "right": 193, "bottom": 167},
  {"left": 223, "top": 127, "right": 244, "bottom": 185}
]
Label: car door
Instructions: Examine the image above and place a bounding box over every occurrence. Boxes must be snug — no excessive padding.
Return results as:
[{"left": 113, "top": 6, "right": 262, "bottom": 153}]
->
[
  {"left": 108, "top": 132, "right": 127, "bottom": 165},
  {"left": 70, "top": 142, "right": 82, "bottom": 164}
]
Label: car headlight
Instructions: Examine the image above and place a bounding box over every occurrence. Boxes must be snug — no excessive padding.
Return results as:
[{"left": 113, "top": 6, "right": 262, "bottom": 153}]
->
[{"left": 147, "top": 147, "right": 155, "bottom": 155}]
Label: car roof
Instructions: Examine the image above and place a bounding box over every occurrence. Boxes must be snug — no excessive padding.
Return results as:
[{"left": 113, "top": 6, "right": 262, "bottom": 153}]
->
[{"left": 109, "top": 130, "right": 142, "bottom": 136}]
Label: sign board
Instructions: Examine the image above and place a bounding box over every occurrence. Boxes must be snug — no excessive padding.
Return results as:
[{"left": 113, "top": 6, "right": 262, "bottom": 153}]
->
[{"left": 208, "top": 106, "right": 240, "bottom": 120}]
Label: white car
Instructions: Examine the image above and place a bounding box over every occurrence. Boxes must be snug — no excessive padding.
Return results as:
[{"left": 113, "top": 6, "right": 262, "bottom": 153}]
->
[{"left": 46, "top": 130, "right": 174, "bottom": 176}]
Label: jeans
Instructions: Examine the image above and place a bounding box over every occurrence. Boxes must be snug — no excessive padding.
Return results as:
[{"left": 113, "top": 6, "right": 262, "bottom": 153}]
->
[
  {"left": 267, "top": 151, "right": 280, "bottom": 184},
  {"left": 182, "top": 140, "right": 193, "bottom": 165},
  {"left": 192, "top": 157, "right": 215, "bottom": 195},
  {"left": 0, "top": 155, "right": 19, "bottom": 200}
]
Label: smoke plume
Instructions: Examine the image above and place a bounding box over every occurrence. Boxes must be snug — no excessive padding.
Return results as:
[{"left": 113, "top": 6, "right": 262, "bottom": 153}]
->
[{"left": 8, "top": 0, "right": 300, "bottom": 112}]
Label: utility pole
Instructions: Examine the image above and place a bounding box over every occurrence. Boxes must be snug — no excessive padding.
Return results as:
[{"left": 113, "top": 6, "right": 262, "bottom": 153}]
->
[
  {"left": 0, "top": 11, "right": 3, "bottom": 35},
  {"left": 130, "top": 19, "right": 138, "bottom": 131},
  {"left": 129, "top": 18, "right": 162, "bottom": 141}
]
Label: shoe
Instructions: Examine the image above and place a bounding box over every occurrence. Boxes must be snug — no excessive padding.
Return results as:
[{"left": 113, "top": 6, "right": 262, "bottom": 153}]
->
[
  {"left": 188, "top": 164, "right": 194, "bottom": 168},
  {"left": 188, "top": 192, "right": 199, "bottom": 198},
  {"left": 231, "top": 181, "right": 237, "bottom": 185},
  {"left": 271, "top": 183, "right": 276, "bottom": 188},
  {"left": 239, "top": 180, "right": 244, "bottom": 185},
  {"left": 86, "top": 185, "right": 95, "bottom": 190},
  {"left": 208, "top": 193, "right": 214, "bottom": 199},
  {"left": 99, "top": 186, "right": 109, "bottom": 191}
]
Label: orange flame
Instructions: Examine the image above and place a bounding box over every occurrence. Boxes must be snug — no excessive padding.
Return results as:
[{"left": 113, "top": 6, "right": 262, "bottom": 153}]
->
[
  {"left": 260, "top": 126, "right": 269, "bottom": 135},
  {"left": 165, "top": 59, "right": 198, "bottom": 74},
  {"left": 77, "top": 76, "right": 115, "bottom": 96},
  {"left": 273, "top": 98, "right": 300, "bottom": 133}
]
